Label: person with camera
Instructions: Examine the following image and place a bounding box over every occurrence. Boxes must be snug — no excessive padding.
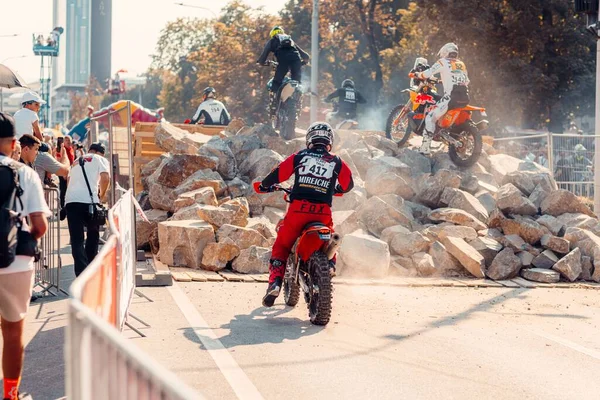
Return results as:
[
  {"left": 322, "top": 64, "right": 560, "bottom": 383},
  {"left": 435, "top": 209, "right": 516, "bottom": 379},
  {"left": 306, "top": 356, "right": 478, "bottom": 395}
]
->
[
  {"left": 0, "top": 112, "right": 50, "bottom": 400},
  {"left": 64, "top": 142, "right": 110, "bottom": 277}
]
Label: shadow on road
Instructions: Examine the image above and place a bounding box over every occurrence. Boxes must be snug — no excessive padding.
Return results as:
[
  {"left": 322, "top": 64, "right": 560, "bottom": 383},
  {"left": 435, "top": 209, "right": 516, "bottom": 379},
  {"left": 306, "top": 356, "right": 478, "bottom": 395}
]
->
[
  {"left": 21, "top": 323, "right": 65, "bottom": 399},
  {"left": 181, "top": 306, "right": 324, "bottom": 349}
]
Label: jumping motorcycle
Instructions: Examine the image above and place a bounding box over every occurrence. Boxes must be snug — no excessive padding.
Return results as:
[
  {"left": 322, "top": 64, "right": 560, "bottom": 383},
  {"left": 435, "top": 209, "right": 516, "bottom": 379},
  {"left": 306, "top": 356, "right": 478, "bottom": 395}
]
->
[
  {"left": 385, "top": 77, "right": 440, "bottom": 146},
  {"left": 324, "top": 102, "right": 359, "bottom": 130},
  {"left": 253, "top": 183, "right": 341, "bottom": 326},
  {"left": 266, "top": 60, "right": 303, "bottom": 140}
]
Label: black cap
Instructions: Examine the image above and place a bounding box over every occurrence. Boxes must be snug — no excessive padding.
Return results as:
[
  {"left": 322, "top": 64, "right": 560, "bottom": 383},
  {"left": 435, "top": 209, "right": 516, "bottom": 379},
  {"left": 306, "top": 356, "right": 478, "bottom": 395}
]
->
[
  {"left": 89, "top": 142, "right": 105, "bottom": 155},
  {"left": 0, "top": 112, "right": 16, "bottom": 138}
]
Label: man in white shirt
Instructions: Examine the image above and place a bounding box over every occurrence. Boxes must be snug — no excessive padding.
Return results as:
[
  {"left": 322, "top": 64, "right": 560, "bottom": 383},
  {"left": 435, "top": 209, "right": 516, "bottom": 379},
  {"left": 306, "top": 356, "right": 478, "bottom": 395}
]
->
[
  {"left": 65, "top": 142, "right": 110, "bottom": 276},
  {"left": 191, "top": 87, "right": 231, "bottom": 126},
  {"left": 0, "top": 112, "right": 50, "bottom": 400},
  {"left": 13, "top": 92, "right": 45, "bottom": 141}
]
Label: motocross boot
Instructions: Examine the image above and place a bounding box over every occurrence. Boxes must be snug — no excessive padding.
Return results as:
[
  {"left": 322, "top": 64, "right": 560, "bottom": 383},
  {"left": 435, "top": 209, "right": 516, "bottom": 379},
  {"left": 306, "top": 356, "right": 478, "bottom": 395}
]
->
[
  {"left": 262, "top": 259, "right": 285, "bottom": 307},
  {"left": 419, "top": 130, "right": 433, "bottom": 155}
]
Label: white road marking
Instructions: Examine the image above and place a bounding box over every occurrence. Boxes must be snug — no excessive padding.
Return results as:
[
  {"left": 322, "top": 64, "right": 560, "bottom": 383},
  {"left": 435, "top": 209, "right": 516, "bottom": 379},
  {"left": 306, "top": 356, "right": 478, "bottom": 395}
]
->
[
  {"left": 531, "top": 329, "right": 600, "bottom": 360},
  {"left": 168, "top": 283, "right": 265, "bottom": 400}
]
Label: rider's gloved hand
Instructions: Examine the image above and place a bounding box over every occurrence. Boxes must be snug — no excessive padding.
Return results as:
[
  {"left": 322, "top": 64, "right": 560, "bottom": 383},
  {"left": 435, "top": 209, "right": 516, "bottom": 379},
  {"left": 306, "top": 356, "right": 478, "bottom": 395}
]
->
[{"left": 253, "top": 182, "right": 273, "bottom": 193}]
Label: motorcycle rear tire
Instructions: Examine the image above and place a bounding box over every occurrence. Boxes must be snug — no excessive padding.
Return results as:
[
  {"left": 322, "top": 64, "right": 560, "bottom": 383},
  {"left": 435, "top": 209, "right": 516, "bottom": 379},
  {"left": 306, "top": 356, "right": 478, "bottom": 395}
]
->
[
  {"left": 385, "top": 104, "right": 412, "bottom": 146},
  {"left": 448, "top": 123, "right": 482, "bottom": 168},
  {"left": 307, "top": 251, "right": 332, "bottom": 326},
  {"left": 284, "top": 255, "right": 301, "bottom": 307},
  {"left": 280, "top": 100, "right": 297, "bottom": 140}
]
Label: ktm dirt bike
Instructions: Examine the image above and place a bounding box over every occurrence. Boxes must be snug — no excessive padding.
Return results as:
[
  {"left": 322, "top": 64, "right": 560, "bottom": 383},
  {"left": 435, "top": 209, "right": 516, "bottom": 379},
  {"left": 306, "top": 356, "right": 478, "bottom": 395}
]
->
[
  {"left": 266, "top": 60, "right": 303, "bottom": 140},
  {"left": 253, "top": 183, "right": 342, "bottom": 326},
  {"left": 385, "top": 78, "right": 440, "bottom": 146}
]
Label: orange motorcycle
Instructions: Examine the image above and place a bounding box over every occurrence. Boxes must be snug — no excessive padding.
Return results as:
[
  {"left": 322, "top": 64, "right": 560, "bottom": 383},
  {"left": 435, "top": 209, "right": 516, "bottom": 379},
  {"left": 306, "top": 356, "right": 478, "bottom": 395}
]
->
[{"left": 385, "top": 78, "right": 440, "bottom": 146}]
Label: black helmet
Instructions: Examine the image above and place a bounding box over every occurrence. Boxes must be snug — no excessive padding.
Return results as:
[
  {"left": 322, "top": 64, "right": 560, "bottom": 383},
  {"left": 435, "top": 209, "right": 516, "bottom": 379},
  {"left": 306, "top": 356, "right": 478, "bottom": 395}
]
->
[
  {"left": 342, "top": 79, "right": 354, "bottom": 89},
  {"left": 306, "top": 122, "right": 334, "bottom": 147},
  {"left": 203, "top": 87, "right": 216, "bottom": 100}
]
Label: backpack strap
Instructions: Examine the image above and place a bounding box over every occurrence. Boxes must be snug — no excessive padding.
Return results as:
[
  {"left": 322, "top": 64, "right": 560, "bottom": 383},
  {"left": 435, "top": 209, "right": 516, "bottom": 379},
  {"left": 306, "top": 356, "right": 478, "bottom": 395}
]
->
[{"left": 79, "top": 157, "right": 96, "bottom": 205}]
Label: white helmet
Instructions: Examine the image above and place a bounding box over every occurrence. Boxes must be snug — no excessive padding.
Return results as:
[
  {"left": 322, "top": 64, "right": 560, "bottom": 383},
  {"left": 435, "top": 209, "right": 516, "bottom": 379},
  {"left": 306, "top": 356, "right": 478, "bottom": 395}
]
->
[
  {"left": 438, "top": 43, "right": 459, "bottom": 59},
  {"left": 306, "top": 122, "right": 334, "bottom": 147},
  {"left": 21, "top": 91, "right": 46, "bottom": 105},
  {"left": 413, "top": 57, "right": 428, "bottom": 69}
]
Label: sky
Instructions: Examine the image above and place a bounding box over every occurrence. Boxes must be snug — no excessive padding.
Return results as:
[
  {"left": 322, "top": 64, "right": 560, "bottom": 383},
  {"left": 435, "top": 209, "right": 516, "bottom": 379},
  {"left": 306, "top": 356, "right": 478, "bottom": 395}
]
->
[{"left": 0, "top": 0, "right": 283, "bottom": 84}]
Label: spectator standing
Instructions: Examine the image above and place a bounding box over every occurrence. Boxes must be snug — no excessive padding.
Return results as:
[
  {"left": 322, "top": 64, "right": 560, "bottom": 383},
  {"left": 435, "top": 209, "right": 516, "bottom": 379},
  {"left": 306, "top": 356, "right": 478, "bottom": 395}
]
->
[
  {"left": 58, "top": 137, "right": 74, "bottom": 220},
  {"left": 65, "top": 143, "right": 110, "bottom": 276},
  {"left": 17, "top": 135, "right": 40, "bottom": 167},
  {"left": 0, "top": 112, "right": 50, "bottom": 400},
  {"left": 11, "top": 142, "right": 21, "bottom": 161},
  {"left": 12, "top": 92, "right": 45, "bottom": 141}
]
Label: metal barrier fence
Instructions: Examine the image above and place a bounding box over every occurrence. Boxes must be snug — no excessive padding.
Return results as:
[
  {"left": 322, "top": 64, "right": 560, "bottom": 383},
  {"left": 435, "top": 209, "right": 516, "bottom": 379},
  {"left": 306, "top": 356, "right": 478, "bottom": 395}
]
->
[
  {"left": 550, "top": 133, "right": 596, "bottom": 199},
  {"left": 492, "top": 133, "right": 550, "bottom": 168},
  {"left": 492, "top": 131, "right": 600, "bottom": 207},
  {"left": 34, "top": 187, "right": 67, "bottom": 296},
  {"left": 67, "top": 235, "right": 201, "bottom": 399}
]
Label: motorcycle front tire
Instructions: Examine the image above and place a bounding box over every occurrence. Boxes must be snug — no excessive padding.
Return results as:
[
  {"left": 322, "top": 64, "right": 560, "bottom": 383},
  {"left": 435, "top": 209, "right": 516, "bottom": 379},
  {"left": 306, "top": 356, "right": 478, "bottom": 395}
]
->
[
  {"left": 385, "top": 104, "right": 412, "bottom": 146},
  {"left": 284, "top": 255, "right": 301, "bottom": 307}
]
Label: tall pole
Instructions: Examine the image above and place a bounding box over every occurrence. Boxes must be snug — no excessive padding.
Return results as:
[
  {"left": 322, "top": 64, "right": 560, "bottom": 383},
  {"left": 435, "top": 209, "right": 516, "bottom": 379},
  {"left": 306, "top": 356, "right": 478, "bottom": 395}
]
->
[
  {"left": 595, "top": 6, "right": 600, "bottom": 212},
  {"left": 310, "top": 0, "right": 319, "bottom": 123}
]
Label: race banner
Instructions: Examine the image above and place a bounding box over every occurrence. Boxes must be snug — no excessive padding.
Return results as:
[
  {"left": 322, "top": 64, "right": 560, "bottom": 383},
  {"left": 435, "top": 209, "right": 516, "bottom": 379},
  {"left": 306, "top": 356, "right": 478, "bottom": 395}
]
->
[{"left": 109, "top": 190, "right": 136, "bottom": 331}]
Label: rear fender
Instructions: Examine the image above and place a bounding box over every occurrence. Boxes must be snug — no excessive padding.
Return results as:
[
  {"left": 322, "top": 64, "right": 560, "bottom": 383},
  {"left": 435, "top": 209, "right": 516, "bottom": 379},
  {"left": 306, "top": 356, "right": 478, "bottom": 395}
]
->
[
  {"left": 295, "top": 226, "right": 331, "bottom": 263},
  {"left": 280, "top": 80, "right": 301, "bottom": 103}
]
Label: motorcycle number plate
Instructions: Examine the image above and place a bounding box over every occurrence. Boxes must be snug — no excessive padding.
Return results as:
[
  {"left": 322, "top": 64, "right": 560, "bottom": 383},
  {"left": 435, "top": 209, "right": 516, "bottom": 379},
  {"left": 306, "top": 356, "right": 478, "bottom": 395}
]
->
[
  {"left": 319, "top": 233, "right": 331, "bottom": 241},
  {"left": 480, "top": 111, "right": 487, "bottom": 117}
]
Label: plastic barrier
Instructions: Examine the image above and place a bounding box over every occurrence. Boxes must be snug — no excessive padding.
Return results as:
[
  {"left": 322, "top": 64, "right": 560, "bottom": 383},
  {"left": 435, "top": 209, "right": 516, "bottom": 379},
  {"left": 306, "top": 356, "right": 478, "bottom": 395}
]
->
[{"left": 66, "top": 235, "right": 201, "bottom": 399}]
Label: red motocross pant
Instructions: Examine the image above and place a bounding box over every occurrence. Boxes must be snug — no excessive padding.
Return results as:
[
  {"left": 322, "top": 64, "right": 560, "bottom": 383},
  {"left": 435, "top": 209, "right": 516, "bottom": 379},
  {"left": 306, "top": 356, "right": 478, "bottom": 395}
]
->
[{"left": 269, "top": 200, "right": 333, "bottom": 282}]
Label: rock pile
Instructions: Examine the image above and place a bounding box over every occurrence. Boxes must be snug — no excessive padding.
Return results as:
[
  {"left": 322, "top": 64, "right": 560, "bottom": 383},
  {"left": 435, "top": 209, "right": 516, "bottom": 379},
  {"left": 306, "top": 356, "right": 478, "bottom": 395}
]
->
[{"left": 139, "top": 121, "right": 600, "bottom": 284}]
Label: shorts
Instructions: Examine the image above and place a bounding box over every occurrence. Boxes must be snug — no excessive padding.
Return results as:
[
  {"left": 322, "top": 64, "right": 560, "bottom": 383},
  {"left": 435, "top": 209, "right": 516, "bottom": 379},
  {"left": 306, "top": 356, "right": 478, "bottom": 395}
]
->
[{"left": 0, "top": 270, "right": 35, "bottom": 322}]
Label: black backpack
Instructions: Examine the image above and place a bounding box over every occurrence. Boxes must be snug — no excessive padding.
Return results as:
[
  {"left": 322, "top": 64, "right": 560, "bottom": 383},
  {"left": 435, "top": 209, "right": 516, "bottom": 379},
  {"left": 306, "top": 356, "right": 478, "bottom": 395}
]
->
[
  {"left": 0, "top": 161, "right": 24, "bottom": 268},
  {"left": 276, "top": 34, "right": 294, "bottom": 50}
]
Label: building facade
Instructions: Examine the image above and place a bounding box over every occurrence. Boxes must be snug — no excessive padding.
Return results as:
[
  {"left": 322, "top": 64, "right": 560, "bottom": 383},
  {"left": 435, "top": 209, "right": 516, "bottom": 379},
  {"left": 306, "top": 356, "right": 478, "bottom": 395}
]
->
[{"left": 52, "top": 0, "right": 112, "bottom": 125}]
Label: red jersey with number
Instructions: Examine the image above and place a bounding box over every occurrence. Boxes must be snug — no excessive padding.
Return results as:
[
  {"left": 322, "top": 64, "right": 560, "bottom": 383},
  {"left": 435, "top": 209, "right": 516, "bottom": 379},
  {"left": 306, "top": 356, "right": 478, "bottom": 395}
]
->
[{"left": 261, "top": 147, "right": 354, "bottom": 206}]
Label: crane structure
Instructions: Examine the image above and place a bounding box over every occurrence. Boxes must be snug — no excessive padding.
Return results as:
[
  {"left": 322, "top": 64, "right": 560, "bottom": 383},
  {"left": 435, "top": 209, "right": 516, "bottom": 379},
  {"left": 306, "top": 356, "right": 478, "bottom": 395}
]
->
[{"left": 32, "top": 27, "right": 64, "bottom": 127}]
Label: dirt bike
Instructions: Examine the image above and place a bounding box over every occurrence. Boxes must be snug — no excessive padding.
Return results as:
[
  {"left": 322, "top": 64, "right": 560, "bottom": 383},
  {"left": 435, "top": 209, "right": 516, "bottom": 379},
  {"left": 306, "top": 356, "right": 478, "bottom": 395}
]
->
[
  {"left": 253, "top": 183, "right": 341, "bottom": 326},
  {"left": 324, "top": 103, "right": 359, "bottom": 130},
  {"left": 265, "top": 60, "right": 303, "bottom": 140},
  {"left": 385, "top": 78, "right": 440, "bottom": 146}
]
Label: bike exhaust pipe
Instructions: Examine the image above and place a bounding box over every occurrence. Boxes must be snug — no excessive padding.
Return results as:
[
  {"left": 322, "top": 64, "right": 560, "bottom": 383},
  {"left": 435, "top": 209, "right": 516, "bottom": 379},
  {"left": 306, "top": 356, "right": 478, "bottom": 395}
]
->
[{"left": 326, "top": 233, "right": 342, "bottom": 260}]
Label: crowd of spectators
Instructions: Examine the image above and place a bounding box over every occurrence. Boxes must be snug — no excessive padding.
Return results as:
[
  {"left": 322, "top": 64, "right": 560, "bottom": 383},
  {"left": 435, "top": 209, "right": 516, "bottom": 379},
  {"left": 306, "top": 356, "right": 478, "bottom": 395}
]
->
[{"left": 0, "top": 89, "right": 111, "bottom": 399}]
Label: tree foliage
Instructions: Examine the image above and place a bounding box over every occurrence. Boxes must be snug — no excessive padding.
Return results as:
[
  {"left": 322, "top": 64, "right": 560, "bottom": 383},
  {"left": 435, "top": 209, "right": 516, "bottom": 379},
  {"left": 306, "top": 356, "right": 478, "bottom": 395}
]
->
[{"left": 146, "top": 0, "right": 595, "bottom": 131}]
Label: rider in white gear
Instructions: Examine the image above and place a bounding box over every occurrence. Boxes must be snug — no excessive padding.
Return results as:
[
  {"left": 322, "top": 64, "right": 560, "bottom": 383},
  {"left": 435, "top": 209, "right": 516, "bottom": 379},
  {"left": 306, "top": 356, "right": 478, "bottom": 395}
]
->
[
  {"left": 416, "top": 43, "right": 470, "bottom": 155},
  {"left": 191, "top": 87, "right": 231, "bottom": 125}
]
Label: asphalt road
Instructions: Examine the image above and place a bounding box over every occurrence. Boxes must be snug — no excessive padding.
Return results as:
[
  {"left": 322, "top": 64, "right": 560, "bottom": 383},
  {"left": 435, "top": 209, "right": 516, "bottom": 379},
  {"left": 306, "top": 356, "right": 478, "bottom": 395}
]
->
[{"left": 127, "top": 282, "right": 600, "bottom": 400}]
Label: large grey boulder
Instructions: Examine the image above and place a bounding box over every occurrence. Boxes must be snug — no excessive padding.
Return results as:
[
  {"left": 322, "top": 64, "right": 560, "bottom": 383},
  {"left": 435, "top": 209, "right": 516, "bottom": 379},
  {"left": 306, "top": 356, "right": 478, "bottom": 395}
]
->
[
  {"left": 441, "top": 236, "right": 486, "bottom": 278},
  {"left": 158, "top": 220, "right": 216, "bottom": 268},
  {"left": 439, "top": 188, "right": 489, "bottom": 222},
  {"left": 239, "top": 149, "right": 284, "bottom": 181},
  {"left": 156, "top": 155, "right": 218, "bottom": 188},
  {"left": 356, "top": 196, "right": 413, "bottom": 237},
  {"left": 541, "top": 190, "right": 596, "bottom": 218},
  {"left": 500, "top": 216, "right": 545, "bottom": 245},
  {"left": 338, "top": 231, "right": 390, "bottom": 278},
  {"left": 415, "top": 169, "right": 462, "bottom": 208},
  {"left": 428, "top": 208, "right": 487, "bottom": 230},
  {"left": 552, "top": 248, "right": 582, "bottom": 282},
  {"left": 487, "top": 248, "right": 522, "bottom": 280},
  {"left": 390, "top": 231, "right": 431, "bottom": 257},
  {"left": 521, "top": 268, "right": 560, "bottom": 283},
  {"left": 198, "top": 136, "right": 238, "bottom": 179},
  {"left": 232, "top": 246, "right": 271, "bottom": 274},
  {"left": 496, "top": 183, "right": 537, "bottom": 216}
]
